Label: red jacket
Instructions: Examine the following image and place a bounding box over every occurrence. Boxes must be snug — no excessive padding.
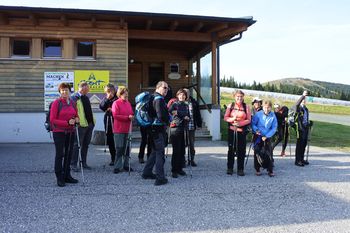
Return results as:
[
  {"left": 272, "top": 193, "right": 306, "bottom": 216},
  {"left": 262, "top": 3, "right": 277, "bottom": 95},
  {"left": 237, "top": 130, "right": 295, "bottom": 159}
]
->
[
  {"left": 112, "top": 98, "right": 134, "bottom": 133},
  {"left": 50, "top": 98, "right": 78, "bottom": 133}
]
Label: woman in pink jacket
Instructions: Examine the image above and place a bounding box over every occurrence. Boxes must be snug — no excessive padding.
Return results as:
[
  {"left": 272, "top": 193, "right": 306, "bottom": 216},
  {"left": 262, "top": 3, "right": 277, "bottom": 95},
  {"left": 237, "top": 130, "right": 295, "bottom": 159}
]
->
[
  {"left": 111, "top": 87, "right": 134, "bottom": 174},
  {"left": 224, "top": 90, "right": 251, "bottom": 176},
  {"left": 50, "top": 82, "right": 79, "bottom": 187}
]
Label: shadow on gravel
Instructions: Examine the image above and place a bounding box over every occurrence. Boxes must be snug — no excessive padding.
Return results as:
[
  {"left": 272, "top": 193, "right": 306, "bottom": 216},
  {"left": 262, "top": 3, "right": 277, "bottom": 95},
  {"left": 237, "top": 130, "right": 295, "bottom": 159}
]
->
[{"left": 1, "top": 143, "right": 350, "bottom": 233}]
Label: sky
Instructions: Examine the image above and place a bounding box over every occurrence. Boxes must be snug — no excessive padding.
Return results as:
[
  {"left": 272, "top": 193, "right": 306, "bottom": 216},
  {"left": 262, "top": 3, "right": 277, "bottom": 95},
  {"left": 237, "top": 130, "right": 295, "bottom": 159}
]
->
[{"left": 1, "top": 0, "right": 349, "bottom": 85}]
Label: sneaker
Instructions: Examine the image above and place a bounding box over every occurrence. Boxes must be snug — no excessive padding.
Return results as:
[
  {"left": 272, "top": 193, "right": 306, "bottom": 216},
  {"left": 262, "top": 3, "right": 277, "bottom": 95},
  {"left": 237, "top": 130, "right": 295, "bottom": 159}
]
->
[
  {"left": 139, "top": 158, "right": 145, "bottom": 164},
  {"left": 255, "top": 170, "right": 261, "bottom": 176},
  {"left": 154, "top": 178, "right": 168, "bottom": 186},
  {"left": 65, "top": 176, "right": 79, "bottom": 184},
  {"left": 123, "top": 167, "right": 134, "bottom": 172},
  {"left": 172, "top": 172, "right": 178, "bottom": 178},
  {"left": 295, "top": 161, "right": 304, "bottom": 167},
  {"left": 178, "top": 170, "right": 187, "bottom": 176},
  {"left": 268, "top": 172, "right": 275, "bottom": 177},
  {"left": 227, "top": 169, "right": 233, "bottom": 175},
  {"left": 237, "top": 170, "right": 245, "bottom": 176},
  {"left": 113, "top": 168, "right": 121, "bottom": 174},
  {"left": 142, "top": 173, "right": 157, "bottom": 179},
  {"left": 280, "top": 151, "right": 286, "bottom": 157},
  {"left": 302, "top": 160, "right": 309, "bottom": 165}
]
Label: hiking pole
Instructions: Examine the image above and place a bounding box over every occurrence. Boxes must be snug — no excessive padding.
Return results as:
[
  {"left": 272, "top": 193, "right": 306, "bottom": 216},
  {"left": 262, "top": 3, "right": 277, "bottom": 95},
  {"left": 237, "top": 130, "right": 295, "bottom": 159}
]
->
[
  {"left": 245, "top": 135, "right": 254, "bottom": 166},
  {"left": 104, "top": 115, "right": 109, "bottom": 153},
  {"left": 165, "top": 126, "right": 171, "bottom": 176},
  {"left": 288, "top": 126, "right": 292, "bottom": 158},
  {"left": 75, "top": 124, "right": 85, "bottom": 185},
  {"left": 185, "top": 128, "right": 192, "bottom": 178},
  {"left": 124, "top": 121, "right": 133, "bottom": 176},
  {"left": 305, "top": 125, "right": 313, "bottom": 162}
]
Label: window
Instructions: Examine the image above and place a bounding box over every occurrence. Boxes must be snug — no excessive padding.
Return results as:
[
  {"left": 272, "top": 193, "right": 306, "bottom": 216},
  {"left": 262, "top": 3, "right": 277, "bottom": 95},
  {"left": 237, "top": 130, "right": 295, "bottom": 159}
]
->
[
  {"left": 148, "top": 63, "right": 164, "bottom": 87},
  {"left": 43, "top": 40, "right": 62, "bottom": 57},
  {"left": 12, "top": 39, "right": 30, "bottom": 57},
  {"left": 76, "top": 41, "right": 95, "bottom": 58}
]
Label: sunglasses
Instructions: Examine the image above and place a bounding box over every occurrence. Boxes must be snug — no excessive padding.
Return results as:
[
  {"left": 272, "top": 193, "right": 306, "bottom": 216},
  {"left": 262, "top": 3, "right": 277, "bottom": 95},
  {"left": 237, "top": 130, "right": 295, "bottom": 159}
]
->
[{"left": 162, "top": 86, "right": 168, "bottom": 89}]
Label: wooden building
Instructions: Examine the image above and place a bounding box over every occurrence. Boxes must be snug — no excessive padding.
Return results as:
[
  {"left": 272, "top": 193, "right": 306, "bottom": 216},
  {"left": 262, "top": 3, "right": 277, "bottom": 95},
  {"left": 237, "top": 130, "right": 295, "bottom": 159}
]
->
[{"left": 0, "top": 5, "right": 255, "bottom": 142}]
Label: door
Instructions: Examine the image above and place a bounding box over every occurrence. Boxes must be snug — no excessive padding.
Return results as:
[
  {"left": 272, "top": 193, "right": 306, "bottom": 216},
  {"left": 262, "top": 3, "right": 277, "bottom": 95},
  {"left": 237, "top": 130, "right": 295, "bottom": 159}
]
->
[{"left": 128, "top": 63, "right": 142, "bottom": 105}]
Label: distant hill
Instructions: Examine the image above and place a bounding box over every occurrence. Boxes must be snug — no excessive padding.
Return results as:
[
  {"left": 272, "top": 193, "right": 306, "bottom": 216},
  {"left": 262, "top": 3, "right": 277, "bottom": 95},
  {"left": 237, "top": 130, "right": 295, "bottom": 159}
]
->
[{"left": 264, "top": 78, "right": 350, "bottom": 100}]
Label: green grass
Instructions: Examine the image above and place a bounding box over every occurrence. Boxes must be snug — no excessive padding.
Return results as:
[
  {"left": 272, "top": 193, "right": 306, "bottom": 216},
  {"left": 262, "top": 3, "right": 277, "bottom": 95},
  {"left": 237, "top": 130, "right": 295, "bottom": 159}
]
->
[
  {"left": 221, "top": 93, "right": 350, "bottom": 115},
  {"left": 220, "top": 93, "right": 350, "bottom": 152}
]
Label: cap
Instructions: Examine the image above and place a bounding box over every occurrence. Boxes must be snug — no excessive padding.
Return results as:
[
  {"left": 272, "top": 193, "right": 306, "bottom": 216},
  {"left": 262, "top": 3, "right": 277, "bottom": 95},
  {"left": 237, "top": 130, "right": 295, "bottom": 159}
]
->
[{"left": 252, "top": 97, "right": 262, "bottom": 104}]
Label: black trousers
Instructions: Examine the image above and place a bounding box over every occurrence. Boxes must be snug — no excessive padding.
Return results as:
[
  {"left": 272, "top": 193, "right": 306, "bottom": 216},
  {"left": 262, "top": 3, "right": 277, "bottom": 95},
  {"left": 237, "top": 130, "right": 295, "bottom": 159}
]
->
[
  {"left": 295, "top": 129, "right": 308, "bottom": 163},
  {"left": 227, "top": 129, "right": 246, "bottom": 171},
  {"left": 272, "top": 123, "right": 289, "bottom": 152},
  {"left": 53, "top": 132, "right": 75, "bottom": 179},
  {"left": 104, "top": 115, "right": 116, "bottom": 162},
  {"left": 138, "top": 126, "right": 152, "bottom": 160},
  {"left": 170, "top": 128, "right": 185, "bottom": 173},
  {"left": 254, "top": 138, "right": 273, "bottom": 173}
]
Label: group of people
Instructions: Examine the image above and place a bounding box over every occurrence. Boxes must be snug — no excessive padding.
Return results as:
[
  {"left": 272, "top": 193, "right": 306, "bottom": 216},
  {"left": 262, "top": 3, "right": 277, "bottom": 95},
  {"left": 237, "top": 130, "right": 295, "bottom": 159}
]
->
[
  {"left": 50, "top": 80, "right": 312, "bottom": 187},
  {"left": 224, "top": 89, "right": 312, "bottom": 177}
]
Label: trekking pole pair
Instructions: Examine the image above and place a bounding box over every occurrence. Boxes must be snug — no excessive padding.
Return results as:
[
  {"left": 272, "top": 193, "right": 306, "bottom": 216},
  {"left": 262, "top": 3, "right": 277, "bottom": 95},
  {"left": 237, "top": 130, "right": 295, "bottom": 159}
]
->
[
  {"left": 184, "top": 128, "right": 192, "bottom": 178},
  {"left": 75, "top": 124, "right": 85, "bottom": 185},
  {"left": 104, "top": 115, "right": 111, "bottom": 153},
  {"left": 245, "top": 133, "right": 254, "bottom": 166}
]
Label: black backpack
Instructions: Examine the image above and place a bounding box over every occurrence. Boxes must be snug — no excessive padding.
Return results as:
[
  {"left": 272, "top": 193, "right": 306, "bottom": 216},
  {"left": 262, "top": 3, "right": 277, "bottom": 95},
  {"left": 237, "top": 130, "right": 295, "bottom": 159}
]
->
[{"left": 45, "top": 100, "right": 63, "bottom": 132}]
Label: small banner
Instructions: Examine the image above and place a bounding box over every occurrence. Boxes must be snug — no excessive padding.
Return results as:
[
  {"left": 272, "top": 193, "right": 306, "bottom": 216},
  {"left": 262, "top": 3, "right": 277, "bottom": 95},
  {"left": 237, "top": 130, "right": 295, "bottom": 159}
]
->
[{"left": 74, "top": 70, "right": 109, "bottom": 93}]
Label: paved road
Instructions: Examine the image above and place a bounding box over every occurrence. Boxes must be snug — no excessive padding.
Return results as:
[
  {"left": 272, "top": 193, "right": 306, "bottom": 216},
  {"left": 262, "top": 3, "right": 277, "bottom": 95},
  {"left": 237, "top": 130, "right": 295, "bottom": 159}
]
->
[
  {"left": 310, "top": 113, "right": 350, "bottom": 126},
  {"left": 1, "top": 142, "right": 350, "bottom": 233}
]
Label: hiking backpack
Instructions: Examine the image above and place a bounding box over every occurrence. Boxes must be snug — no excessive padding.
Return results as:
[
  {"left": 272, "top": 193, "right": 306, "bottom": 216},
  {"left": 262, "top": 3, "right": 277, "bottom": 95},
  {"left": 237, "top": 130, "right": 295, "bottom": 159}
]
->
[
  {"left": 44, "top": 98, "right": 76, "bottom": 132},
  {"left": 287, "top": 107, "right": 298, "bottom": 129},
  {"left": 228, "top": 102, "right": 250, "bottom": 133},
  {"left": 135, "top": 92, "right": 162, "bottom": 127}
]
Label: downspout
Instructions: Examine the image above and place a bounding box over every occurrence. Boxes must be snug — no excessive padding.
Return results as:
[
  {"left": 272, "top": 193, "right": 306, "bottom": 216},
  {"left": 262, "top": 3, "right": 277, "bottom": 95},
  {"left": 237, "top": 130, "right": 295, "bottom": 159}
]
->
[{"left": 217, "top": 32, "right": 243, "bottom": 105}]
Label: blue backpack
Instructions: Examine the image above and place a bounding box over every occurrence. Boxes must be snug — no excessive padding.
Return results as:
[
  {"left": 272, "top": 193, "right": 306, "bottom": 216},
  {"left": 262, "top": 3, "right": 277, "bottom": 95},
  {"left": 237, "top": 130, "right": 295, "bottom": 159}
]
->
[{"left": 135, "top": 92, "right": 162, "bottom": 127}]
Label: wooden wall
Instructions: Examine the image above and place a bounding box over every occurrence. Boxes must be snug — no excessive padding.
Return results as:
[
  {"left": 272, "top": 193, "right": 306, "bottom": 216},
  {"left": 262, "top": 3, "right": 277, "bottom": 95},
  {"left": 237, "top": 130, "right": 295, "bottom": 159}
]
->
[{"left": 0, "top": 20, "right": 127, "bottom": 113}]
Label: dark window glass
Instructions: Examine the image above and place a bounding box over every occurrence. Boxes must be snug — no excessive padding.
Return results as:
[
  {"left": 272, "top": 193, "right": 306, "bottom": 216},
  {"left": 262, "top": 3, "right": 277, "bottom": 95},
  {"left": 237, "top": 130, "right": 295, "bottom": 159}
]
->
[
  {"left": 43, "top": 41, "right": 62, "bottom": 57},
  {"left": 13, "top": 40, "right": 30, "bottom": 56},
  {"left": 148, "top": 63, "right": 164, "bottom": 87},
  {"left": 77, "top": 41, "right": 94, "bottom": 57}
]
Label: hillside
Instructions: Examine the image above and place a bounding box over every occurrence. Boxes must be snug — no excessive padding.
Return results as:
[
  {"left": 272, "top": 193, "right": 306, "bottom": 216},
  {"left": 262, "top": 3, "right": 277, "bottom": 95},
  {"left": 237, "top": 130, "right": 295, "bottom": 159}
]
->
[{"left": 265, "top": 77, "right": 350, "bottom": 99}]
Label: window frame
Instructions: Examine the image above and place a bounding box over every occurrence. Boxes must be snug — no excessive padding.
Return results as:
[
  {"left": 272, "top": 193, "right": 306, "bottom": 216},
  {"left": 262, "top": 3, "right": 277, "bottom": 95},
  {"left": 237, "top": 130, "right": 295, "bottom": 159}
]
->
[
  {"left": 43, "top": 39, "right": 62, "bottom": 58},
  {"left": 75, "top": 40, "right": 96, "bottom": 59},
  {"left": 11, "top": 38, "right": 31, "bottom": 58}
]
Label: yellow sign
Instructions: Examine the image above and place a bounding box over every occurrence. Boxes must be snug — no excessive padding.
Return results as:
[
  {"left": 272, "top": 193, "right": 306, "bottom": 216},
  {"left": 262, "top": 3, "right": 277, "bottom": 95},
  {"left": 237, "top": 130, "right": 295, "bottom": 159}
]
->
[{"left": 74, "top": 70, "right": 109, "bottom": 93}]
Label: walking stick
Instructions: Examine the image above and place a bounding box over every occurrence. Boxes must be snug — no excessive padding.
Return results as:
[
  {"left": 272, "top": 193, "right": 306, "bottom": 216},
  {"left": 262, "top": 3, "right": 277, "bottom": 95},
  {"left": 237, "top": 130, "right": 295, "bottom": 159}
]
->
[
  {"left": 245, "top": 135, "right": 254, "bottom": 166},
  {"left": 185, "top": 128, "right": 192, "bottom": 178},
  {"left": 288, "top": 126, "right": 292, "bottom": 158},
  {"left": 305, "top": 125, "right": 313, "bottom": 162},
  {"left": 123, "top": 121, "right": 133, "bottom": 176},
  {"left": 104, "top": 115, "right": 110, "bottom": 153},
  {"left": 75, "top": 124, "right": 85, "bottom": 185}
]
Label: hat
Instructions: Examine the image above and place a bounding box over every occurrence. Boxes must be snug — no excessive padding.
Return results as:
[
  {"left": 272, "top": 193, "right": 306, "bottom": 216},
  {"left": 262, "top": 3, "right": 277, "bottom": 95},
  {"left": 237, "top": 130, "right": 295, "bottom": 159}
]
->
[{"left": 252, "top": 97, "right": 262, "bottom": 104}]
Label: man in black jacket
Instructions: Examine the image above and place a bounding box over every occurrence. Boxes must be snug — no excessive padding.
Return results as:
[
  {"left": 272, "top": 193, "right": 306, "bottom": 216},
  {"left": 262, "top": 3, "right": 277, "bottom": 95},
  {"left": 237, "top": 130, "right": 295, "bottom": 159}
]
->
[
  {"left": 142, "top": 81, "right": 170, "bottom": 186},
  {"left": 272, "top": 104, "right": 289, "bottom": 156}
]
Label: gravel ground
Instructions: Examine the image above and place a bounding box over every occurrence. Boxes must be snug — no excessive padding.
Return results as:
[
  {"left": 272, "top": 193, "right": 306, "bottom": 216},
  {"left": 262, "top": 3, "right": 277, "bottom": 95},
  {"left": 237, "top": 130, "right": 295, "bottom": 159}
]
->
[{"left": 1, "top": 141, "right": 350, "bottom": 233}]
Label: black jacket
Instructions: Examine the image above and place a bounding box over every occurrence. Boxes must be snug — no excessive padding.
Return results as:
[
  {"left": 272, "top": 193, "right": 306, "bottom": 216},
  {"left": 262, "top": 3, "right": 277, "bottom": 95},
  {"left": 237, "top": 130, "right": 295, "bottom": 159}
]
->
[
  {"left": 99, "top": 95, "right": 117, "bottom": 132},
  {"left": 151, "top": 92, "right": 169, "bottom": 130},
  {"left": 189, "top": 96, "right": 202, "bottom": 128}
]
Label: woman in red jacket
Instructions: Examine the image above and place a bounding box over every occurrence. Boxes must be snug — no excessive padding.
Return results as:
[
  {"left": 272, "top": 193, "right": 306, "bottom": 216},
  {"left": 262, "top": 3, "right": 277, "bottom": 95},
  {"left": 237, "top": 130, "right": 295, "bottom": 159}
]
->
[
  {"left": 111, "top": 87, "right": 134, "bottom": 174},
  {"left": 50, "top": 82, "right": 79, "bottom": 187}
]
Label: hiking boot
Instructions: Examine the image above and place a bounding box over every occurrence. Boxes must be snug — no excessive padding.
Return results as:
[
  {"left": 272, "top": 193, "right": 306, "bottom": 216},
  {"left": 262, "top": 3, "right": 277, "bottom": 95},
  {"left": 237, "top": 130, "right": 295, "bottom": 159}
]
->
[
  {"left": 139, "top": 158, "right": 145, "bottom": 164},
  {"left": 188, "top": 160, "right": 197, "bottom": 167},
  {"left": 123, "top": 167, "right": 134, "bottom": 172},
  {"left": 227, "top": 169, "right": 233, "bottom": 175},
  {"left": 178, "top": 170, "right": 187, "bottom": 176},
  {"left": 268, "top": 172, "right": 275, "bottom": 177},
  {"left": 172, "top": 172, "right": 178, "bottom": 178},
  {"left": 154, "top": 178, "right": 168, "bottom": 186},
  {"left": 237, "top": 170, "right": 245, "bottom": 176},
  {"left": 295, "top": 161, "right": 304, "bottom": 167},
  {"left": 302, "top": 160, "right": 309, "bottom": 165},
  {"left": 57, "top": 179, "right": 65, "bottom": 187},
  {"left": 65, "top": 176, "right": 78, "bottom": 184},
  {"left": 142, "top": 173, "right": 157, "bottom": 179},
  {"left": 113, "top": 168, "right": 121, "bottom": 174},
  {"left": 71, "top": 165, "right": 79, "bottom": 172},
  {"left": 109, "top": 161, "right": 115, "bottom": 166}
]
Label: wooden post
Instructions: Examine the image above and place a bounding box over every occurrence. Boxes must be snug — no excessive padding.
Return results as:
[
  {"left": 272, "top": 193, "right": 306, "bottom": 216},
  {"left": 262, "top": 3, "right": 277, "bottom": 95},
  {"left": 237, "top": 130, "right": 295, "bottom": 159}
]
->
[
  {"left": 0, "top": 37, "right": 10, "bottom": 58},
  {"left": 211, "top": 41, "right": 217, "bottom": 105}
]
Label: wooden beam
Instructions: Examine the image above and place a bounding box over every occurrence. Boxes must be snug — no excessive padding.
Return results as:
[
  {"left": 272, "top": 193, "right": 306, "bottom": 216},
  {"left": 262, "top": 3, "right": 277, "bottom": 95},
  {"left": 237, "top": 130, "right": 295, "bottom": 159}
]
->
[
  {"left": 169, "top": 21, "right": 178, "bottom": 31},
  {"left": 29, "top": 14, "right": 38, "bottom": 26},
  {"left": 60, "top": 15, "right": 68, "bottom": 26},
  {"left": 128, "top": 29, "right": 211, "bottom": 42},
  {"left": 146, "top": 19, "right": 152, "bottom": 30},
  {"left": 217, "top": 25, "right": 248, "bottom": 39},
  {"left": 208, "top": 23, "right": 228, "bottom": 33},
  {"left": 91, "top": 16, "right": 97, "bottom": 28},
  {"left": 211, "top": 41, "right": 217, "bottom": 105},
  {"left": 0, "top": 13, "right": 9, "bottom": 25},
  {"left": 193, "top": 22, "right": 203, "bottom": 32}
]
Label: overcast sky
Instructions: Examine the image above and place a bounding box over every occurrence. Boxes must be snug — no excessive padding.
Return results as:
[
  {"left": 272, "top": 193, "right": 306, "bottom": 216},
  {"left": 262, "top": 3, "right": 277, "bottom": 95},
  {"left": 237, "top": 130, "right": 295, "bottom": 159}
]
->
[{"left": 1, "top": 0, "right": 349, "bottom": 85}]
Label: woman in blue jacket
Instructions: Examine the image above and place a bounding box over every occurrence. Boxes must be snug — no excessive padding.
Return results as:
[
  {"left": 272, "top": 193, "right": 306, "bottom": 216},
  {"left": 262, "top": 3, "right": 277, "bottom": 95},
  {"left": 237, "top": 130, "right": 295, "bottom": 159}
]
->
[{"left": 252, "top": 100, "right": 278, "bottom": 177}]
